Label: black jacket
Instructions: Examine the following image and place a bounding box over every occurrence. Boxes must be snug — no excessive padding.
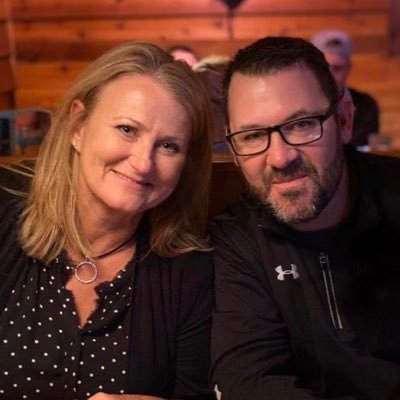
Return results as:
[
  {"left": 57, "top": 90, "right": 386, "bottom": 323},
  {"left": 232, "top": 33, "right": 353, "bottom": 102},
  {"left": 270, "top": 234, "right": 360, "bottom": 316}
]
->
[
  {"left": 210, "top": 149, "right": 400, "bottom": 400},
  {"left": 349, "top": 87, "right": 380, "bottom": 147}
]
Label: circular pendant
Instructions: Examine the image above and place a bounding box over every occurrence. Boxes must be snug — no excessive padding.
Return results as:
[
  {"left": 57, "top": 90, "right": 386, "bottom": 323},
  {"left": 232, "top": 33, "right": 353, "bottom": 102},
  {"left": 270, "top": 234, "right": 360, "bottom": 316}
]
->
[{"left": 74, "top": 258, "right": 98, "bottom": 284}]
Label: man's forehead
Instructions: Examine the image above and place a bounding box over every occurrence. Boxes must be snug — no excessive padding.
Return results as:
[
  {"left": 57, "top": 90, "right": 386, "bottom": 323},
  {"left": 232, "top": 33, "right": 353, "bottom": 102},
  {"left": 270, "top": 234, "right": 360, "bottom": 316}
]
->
[
  {"left": 229, "top": 62, "right": 313, "bottom": 84},
  {"left": 228, "top": 64, "right": 321, "bottom": 99},
  {"left": 227, "top": 65, "right": 330, "bottom": 126}
]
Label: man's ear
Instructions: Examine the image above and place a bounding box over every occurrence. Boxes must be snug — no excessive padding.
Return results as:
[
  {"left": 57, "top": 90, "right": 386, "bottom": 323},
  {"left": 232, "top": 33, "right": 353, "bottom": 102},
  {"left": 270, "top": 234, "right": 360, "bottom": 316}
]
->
[
  {"left": 70, "top": 99, "right": 86, "bottom": 152},
  {"left": 337, "top": 89, "right": 355, "bottom": 144}
]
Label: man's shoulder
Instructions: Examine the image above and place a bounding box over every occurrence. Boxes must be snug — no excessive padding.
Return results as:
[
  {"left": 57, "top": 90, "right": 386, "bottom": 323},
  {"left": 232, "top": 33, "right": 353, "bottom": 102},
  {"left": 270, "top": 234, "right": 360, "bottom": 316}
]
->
[
  {"left": 355, "top": 149, "right": 400, "bottom": 176},
  {"left": 348, "top": 87, "right": 378, "bottom": 108},
  {"left": 350, "top": 149, "right": 400, "bottom": 224},
  {"left": 211, "top": 198, "right": 258, "bottom": 230},
  {"left": 209, "top": 199, "right": 260, "bottom": 245}
]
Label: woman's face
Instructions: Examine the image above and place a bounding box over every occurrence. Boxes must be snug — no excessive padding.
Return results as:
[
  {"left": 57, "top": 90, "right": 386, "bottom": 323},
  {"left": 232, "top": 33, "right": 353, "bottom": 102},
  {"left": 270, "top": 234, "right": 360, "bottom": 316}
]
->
[{"left": 71, "top": 73, "right": 191, "bottom": 221}]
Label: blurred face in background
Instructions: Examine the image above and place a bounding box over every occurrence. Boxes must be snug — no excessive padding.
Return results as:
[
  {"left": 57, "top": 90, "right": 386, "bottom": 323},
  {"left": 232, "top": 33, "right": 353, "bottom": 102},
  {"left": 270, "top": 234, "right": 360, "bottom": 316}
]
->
[
  {"left": 170, "top": 49, "right": 198, "bottom": 67},
  {"left": 324, "top": 52, "right": 350, "bottom": 90}
]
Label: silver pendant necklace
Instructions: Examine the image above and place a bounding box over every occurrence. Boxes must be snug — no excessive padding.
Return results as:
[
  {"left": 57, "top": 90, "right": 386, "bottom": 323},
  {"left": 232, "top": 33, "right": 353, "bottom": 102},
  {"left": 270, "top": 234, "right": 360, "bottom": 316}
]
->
[{"left": 72, "top": 232, "right": 136, "bottom": 284}]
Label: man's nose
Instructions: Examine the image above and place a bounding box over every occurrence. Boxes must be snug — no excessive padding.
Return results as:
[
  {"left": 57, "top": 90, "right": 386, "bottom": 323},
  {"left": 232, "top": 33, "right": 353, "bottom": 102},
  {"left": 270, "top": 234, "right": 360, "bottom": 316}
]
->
[{"left": 266, "top": 131, "right": 298, "bottom": 169}]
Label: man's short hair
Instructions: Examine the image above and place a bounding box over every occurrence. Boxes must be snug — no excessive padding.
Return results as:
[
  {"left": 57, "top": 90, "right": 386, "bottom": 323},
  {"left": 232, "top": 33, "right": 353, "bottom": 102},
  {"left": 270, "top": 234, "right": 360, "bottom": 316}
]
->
[
  {"left": 223, "top": 36, "right": 340, "bottom": 122},
  {"left": 311, "top": 29, "right": 353, "bottom": 61}
]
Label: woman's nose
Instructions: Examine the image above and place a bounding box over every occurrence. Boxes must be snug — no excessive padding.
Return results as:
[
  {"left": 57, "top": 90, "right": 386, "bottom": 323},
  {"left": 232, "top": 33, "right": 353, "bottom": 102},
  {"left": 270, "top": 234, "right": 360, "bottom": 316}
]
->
[{"left": 129, "top": 142, "right": 154, "bottom": 175}]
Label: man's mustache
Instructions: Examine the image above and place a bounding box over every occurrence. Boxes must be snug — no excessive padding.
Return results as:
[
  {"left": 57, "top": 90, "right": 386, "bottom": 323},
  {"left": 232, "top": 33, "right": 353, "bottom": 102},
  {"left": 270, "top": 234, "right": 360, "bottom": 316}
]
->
[{"left": 265, "top": 158, "right": 316, "bottom": 185}]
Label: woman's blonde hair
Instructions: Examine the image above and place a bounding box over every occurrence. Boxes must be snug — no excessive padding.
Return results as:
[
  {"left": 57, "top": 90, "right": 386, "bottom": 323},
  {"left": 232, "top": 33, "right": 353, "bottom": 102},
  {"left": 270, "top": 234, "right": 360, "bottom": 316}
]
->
[{"left": 19, "top": 41, "right": 213, "bottom": 264}]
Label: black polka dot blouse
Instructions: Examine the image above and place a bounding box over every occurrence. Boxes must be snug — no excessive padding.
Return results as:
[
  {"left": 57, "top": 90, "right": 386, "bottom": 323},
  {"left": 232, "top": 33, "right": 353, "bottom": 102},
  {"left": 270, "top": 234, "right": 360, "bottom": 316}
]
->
[{"left": 0, "top": 255, "right": 135, "bottom": 399}]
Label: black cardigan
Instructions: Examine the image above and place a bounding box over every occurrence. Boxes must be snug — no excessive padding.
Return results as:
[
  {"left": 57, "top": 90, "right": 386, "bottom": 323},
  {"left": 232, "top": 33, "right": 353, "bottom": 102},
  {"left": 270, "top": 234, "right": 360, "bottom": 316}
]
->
[{"left": 0, "top": 180, "right": 214, "bottom": 399}]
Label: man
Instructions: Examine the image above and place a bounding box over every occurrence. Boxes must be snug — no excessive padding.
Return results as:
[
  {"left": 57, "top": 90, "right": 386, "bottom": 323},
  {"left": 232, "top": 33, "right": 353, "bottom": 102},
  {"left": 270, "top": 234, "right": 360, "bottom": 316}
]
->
[
  {"left": 311, "top": 29, "right": 380, "bottom": 148},
  {"left": 210, "top": 36, "right": 400, "bottom": 399}
]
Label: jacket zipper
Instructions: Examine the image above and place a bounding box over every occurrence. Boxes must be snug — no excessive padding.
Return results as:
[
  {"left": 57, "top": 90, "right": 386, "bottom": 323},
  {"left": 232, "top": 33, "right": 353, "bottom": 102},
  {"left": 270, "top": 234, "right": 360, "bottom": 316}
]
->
[{"left": 319, "top": 252, "right": 343, "bottom": 330}]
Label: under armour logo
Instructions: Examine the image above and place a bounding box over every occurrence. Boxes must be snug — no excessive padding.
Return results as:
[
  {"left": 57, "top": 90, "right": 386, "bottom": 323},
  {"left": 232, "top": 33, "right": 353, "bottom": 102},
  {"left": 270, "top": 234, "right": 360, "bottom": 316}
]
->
[{"left": 275, "top": 264, "right": 300, "bottom": 281}]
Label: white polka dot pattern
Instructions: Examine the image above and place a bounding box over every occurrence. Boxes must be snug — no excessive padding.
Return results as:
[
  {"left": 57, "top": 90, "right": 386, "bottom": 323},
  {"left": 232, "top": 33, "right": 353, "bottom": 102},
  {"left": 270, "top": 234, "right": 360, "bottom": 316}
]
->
[{"left": 0, "top": 256, "right": 135, "bottom": 399}]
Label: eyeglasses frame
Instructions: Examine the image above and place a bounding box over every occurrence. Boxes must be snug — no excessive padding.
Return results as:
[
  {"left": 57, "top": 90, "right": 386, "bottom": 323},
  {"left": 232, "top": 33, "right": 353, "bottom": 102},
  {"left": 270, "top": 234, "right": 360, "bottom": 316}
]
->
[{"left": 225, "top": 95, "right": 343, "bottom": 156}]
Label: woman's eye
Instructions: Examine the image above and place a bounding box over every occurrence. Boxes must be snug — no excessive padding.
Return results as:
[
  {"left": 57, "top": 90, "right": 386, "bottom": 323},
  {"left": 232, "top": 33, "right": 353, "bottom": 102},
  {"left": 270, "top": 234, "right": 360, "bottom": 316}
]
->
[
  {"left": 117, "top": 125, "right": 137, "bottom": 136},
  {"left": 161, "top": 142, "right": 179, "bottom": 154}
]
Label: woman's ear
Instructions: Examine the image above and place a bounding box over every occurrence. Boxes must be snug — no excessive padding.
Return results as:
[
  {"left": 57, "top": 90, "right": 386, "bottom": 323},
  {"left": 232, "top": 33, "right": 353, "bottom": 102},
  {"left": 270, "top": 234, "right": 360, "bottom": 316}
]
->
[
  {"left": 70, "top": 99, "right": 86, "bottom": 152},
  {"left": 337, "top": 89, "right": 355, "bottom": 144}
]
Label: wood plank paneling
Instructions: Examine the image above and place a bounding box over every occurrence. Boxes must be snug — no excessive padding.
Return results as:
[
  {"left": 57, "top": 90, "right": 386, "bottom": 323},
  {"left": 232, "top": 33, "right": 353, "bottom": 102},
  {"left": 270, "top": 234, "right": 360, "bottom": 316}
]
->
[
  {"left": 0, "top": 23, "right": 10, "bottom": 56},
  {"left": 389, "top": 0, "right": 400, "bottom": 55},
  {"left": 14, "top": 12, "right": 388, "bottom": 61},
  {"left": 16, "top": 38, "right": 249, "bottom": 62},
  {"left": 0, "top": 0, "right": 8, "bottom": 20},
  {"left": 12, "top": 0, "right": 227, "bottom": 19},
  {"left": 0, "top": 92, "right": 14, "bottom": 110},
  {"left": 382, "top": 111, "right": 400, "bottom": 144},
  {"left": 14, "top": 17, "right": 230, "bottom": 61},
  {"left": 15, "top": 88, "right": 65, "bottom": 110},
  {"left": 11, "top": 0, "right": 388, "bottom": 19},
  {"left": 17, "top": 61, "right": 87, "bottom": 89},
  {"left": 236, "top": 0, "right": 388, "bottom": 13},
  {"left": 232, "top": 13, "right": 387, "bottom": 42},
  {"left": 350, "top": 54, "right": 400, "bottom": 79},
  {"left": 0, "top": 58, "right": 15, "bottom": 92},
  {"left": 0, "top": 0, "right": 15, "bottom": 108},
  {"left": 15, "top": 18, "right": 229, "bottom": 41}
]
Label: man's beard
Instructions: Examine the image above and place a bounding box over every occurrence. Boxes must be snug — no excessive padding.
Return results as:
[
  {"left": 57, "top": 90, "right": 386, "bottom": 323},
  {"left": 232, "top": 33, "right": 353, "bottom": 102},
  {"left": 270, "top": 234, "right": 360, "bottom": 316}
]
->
[{"left": 249, "top": 145, "right": 345, "bottom": 225}]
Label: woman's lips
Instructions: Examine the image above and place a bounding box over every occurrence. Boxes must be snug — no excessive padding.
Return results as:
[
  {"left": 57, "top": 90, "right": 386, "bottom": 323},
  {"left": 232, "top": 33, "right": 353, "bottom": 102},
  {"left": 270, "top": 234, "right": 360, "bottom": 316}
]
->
[{"left": 113, "top": 170, "right": 152, "bottom": 189}]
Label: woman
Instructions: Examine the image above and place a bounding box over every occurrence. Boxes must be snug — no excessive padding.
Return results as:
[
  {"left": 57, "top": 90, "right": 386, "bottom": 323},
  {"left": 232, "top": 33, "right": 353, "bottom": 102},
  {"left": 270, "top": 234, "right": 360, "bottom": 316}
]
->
[{"left": 0, "top": 42, "right": 214, "bottom": 399}]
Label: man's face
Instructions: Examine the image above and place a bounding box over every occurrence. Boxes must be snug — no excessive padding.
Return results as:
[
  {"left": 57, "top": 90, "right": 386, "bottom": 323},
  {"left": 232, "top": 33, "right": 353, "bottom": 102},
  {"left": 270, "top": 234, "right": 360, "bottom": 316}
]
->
[
  {"left": 324, "top": 52, "right": 350, "bottom": 90},
  {"left": 227, "top": 64, "right": 353, "bottom": 229}
]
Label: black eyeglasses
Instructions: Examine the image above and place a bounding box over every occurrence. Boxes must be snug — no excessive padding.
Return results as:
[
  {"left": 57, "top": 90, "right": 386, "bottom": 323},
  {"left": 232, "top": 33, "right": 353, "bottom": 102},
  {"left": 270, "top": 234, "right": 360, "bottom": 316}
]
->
[{"left": 226, "top": 97, "right": 341, "bottom": 156}]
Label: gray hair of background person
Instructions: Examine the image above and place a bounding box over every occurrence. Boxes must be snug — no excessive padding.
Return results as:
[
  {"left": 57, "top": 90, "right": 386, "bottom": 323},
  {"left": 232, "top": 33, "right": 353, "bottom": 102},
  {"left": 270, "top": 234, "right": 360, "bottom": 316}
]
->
[{"left": 311, "top": 29, "right": 353, "bottom": 63}]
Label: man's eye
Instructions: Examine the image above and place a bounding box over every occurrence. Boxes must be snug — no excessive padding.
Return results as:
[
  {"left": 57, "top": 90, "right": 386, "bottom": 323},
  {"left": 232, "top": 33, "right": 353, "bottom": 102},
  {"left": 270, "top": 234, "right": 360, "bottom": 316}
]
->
[
  {"left": 242, "top": 130, "right": 267, "bottom": 142},
  {"left": 286, "top": 118, "right": 316, "bottom": 131}
]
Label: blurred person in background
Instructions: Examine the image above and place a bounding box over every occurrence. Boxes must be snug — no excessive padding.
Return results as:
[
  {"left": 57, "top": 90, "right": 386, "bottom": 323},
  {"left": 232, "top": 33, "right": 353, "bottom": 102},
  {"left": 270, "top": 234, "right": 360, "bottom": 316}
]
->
[
  {"left": 311, "top": 29, "right": 380, "bottom": 148},
  {"left": 194, "top": 55, "right": 231, "bottom": 152},
  {"left": 168, "top": 45, "right": 199, "bottom": 67}
]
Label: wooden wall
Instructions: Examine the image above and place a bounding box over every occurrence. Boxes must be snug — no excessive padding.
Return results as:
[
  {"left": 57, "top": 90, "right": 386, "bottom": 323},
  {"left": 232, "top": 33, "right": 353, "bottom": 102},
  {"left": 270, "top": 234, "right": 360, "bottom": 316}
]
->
[
  {"left": 0, "top": 0, "right": 15, "bottom": 109},
  {"left": 7, "top": 0, "right": 400, "bottom": 146}
]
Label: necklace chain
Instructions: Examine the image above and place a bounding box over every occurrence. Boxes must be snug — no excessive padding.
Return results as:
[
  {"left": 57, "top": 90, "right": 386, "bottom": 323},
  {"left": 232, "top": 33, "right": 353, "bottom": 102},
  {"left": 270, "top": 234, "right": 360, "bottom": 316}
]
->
[{"left": 71, "top": 232, "right": 136, "bottom": 284}]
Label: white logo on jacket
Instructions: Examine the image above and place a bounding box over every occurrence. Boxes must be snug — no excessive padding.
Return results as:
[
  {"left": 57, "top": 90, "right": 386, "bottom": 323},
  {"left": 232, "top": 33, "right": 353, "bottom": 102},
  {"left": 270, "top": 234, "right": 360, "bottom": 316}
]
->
[{"left": 275, "top": 264, "right": 300, "bottom": 281}]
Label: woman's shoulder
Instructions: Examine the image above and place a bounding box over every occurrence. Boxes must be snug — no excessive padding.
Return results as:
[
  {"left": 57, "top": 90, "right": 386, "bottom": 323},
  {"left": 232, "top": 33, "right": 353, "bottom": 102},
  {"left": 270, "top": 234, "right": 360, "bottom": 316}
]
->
[
  {"left": 0, "top": 164, "right": 31, "bottom": 206},
  {"left": 0, "top": 197, "right": 22, "bottom": 239}
]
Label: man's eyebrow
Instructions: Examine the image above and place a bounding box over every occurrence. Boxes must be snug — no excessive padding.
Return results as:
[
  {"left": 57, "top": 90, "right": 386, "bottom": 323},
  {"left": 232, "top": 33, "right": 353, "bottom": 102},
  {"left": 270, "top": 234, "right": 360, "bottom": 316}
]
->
[
  {"left": 236, "top": 108, "right": 327, "bottom": 131},
  {"left": 281, "top": 108, "right": 322, "bottom": 122}
]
